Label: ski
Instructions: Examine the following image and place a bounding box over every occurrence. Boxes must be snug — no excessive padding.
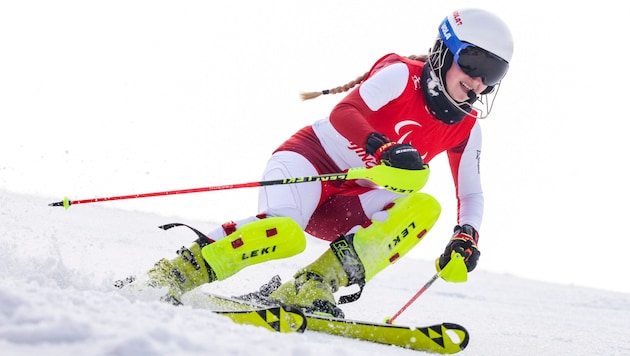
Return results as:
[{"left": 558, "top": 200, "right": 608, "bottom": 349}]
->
[
  {"left": 113, "top": 276, "right": 306, "bottom": 334},
  {"left": 203, "top": 293, "right": 469, "bottom": 354},
  {"left": 212, "top": 305, "right": 307, "bottom": 333}
]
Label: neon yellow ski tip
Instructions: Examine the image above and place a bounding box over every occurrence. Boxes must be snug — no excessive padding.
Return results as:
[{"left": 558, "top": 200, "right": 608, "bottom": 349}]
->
[{"left": 437, "top": 251, "right": 468, "bottom": 283}]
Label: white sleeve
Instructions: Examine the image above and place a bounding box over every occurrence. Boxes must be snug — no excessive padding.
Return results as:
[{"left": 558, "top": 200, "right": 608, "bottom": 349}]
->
[
  {"left": 456, "top": 122, "right": 484, "bottom": 231},
  {"left": 358, "top": 62, "right": 409, "bottom": 111}
]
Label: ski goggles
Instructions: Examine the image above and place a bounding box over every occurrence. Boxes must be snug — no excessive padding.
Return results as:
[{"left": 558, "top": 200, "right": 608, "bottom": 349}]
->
[{"left": 439, "top": 19, "right": 509, "bottom": 86}]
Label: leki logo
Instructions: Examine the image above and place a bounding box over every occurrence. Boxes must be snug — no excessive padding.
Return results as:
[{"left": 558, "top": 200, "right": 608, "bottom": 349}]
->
[
  {"left": 282, "top": 174, "right": 346, "bottom": 184},
  {"left": 388, "top": 222, "right": 416, "bottom": 250},
  {"left": 241, "top": 245, "right": 277, "bottom": 260}
]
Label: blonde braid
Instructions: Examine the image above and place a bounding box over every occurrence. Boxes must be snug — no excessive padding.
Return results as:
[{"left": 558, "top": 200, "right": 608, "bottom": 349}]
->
[
  {"left": 299, "top": 73, "right": 367, "bottom": 101},
  {"left": 300, "top": 54, "right": 428, "bottom": 101}
]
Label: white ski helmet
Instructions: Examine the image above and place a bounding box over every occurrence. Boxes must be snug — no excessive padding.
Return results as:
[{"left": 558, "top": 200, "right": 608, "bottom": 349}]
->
[
  {"left": 426, "top": 8, "right": 513, "bottom": 119},
  {"left": 437, "top": 8, "right": 513, "bottom": 85}
]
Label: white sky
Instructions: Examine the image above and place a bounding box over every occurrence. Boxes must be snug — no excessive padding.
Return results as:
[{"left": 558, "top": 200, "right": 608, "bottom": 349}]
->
[{"left": 1, "top": 1, "right": 628, "bottom": 294}]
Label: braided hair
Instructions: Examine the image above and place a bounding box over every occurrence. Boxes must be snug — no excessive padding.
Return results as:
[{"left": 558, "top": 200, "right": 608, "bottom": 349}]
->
[{"left": 299, "top": 55, "right": 428, "bottom": 101}]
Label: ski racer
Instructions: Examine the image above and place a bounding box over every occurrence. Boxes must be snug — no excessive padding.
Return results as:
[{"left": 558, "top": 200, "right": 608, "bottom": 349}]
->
[{"left": 121, "top": 8, "right": 514, "bottom": 317}]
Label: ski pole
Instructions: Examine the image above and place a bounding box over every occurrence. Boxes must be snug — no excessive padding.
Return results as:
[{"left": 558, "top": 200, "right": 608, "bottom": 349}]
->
[
  {"left": 385, "top": 272, "right": 439, "bottom": 324},
  {"left": 385, "top": 252, "right": 467, "bottom": 324},
  {"left": 48, "top": 165, "right": 431, "bottom": 210},
  {"left": 48, "top": 172, "right": 349, "bottom": 210}
]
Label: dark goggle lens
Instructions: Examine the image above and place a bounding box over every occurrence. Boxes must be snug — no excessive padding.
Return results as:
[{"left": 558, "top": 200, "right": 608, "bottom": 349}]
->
[{"left": 456, "top": 45, "right": 509, "bottom": 86}]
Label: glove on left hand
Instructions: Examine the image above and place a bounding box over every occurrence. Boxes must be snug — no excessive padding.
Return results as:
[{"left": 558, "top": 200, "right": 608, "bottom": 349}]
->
[{"left": 438, "top": 224, "right": 480, "bottom": 272}]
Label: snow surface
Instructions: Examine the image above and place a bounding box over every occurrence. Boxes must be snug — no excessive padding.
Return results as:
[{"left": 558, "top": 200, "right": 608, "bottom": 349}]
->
[{"left": 1, "top": 189, "right": 629, "bottom": 356}]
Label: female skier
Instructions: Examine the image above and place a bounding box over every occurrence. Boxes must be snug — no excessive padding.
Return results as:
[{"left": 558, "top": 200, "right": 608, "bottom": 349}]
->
[{"left": 124, "top": 8, "right": 514, "bottom": 318}]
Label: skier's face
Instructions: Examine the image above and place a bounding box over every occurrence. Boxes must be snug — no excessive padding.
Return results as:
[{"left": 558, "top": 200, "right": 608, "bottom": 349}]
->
[{"left": 444, "top": 63, "right": 488, "bottom": 102}]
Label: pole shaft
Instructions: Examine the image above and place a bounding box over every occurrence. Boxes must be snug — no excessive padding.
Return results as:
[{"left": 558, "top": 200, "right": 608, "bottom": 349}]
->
[
  {"left": 50, "top": 172, "right": 349, "bottom": 207},
  {"left": 386, "top": 273, "right": 439, "bottom": 324}
]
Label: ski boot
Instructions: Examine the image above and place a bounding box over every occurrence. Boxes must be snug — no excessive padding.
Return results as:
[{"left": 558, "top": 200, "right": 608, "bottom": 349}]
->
[
  {"left": 116, "top": 239, "right": 215, "bottom": 305},
  {"left": 268, "top": 237, "right": 357, "bottom": 318},
  {"left": 119, "top": 217, "right": 306, "bottom": 305},
  {"left": 146, "top": 242, "right": 215, "bottom": 304},
  {"left": 269, "top": 191, "right": 442, "bottom": 317}
]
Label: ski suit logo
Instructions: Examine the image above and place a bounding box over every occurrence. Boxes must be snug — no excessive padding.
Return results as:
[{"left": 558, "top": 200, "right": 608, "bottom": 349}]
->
[{"left": 394, "top": 120, "right": 428, "bottom": 159}]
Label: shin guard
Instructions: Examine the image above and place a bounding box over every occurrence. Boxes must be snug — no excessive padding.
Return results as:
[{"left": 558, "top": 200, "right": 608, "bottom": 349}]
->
[
  {"left": 201, "top": 217, "right": 306, "bottom": 280},
  {"left": 353, "top": 192, "right": 441, "bottom": 281},
  {"left": 327, "top": 192, "right": 440, "bottom": 304}
]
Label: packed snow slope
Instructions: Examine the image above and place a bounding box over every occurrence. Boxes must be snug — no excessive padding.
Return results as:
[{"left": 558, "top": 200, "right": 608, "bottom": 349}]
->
[{"left": 1, "top": 190, "right": 629, "bottom": 356}]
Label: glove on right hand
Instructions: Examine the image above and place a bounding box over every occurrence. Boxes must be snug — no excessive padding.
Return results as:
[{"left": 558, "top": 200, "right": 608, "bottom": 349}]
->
[{"left": 365, "top": 132, "right": 424, "bottom": 170}]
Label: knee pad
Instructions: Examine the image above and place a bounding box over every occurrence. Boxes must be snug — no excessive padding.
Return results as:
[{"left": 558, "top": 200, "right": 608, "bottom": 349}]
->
[
  {"left": 201, "top": 217, "right": 306, "bottom": 280},
  {"left": 352, "top": 192, "right": 441, "bottom": 281}
]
